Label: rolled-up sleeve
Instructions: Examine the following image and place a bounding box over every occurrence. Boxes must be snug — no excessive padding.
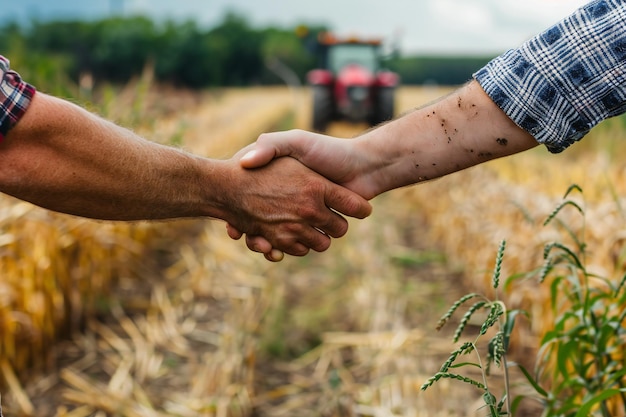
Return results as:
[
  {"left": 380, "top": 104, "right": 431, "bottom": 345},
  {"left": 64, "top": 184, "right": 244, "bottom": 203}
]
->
[
  {"left": 0, "top": 56, "right": 36, "bottom": 141},
  {"left": 474, "top": 0, "right": 626, "bottom": 153}
]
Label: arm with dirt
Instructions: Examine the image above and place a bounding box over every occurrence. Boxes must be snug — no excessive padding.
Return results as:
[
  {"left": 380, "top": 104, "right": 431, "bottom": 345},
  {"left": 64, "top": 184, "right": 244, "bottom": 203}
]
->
[{"left": 241, "top": 80, "right": 538, "bottom": 199}]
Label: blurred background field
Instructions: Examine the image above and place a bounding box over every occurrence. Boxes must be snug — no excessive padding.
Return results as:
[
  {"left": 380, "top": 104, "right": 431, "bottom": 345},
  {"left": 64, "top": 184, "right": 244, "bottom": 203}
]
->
[
  {"left": 2, "top": 81, "right": 626, "bottom": 416},
  {"left": 2, "top": 9, "right": 626, "bottom": 417}
]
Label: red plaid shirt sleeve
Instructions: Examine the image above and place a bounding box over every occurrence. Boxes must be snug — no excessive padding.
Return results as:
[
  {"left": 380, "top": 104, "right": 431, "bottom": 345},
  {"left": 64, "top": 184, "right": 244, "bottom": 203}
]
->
[{"left": 0, "top": 56, "right": 36, "bottom": 142}]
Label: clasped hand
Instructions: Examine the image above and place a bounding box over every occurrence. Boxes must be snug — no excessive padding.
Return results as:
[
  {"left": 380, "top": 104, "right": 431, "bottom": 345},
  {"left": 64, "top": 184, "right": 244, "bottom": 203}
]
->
[{"left": 225, "top": 138, "right": 372, "bottom": 261}]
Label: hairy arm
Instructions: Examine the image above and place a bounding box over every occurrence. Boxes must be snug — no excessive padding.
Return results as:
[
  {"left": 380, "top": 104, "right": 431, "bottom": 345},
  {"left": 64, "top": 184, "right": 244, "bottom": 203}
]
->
[
  {"left": 2, "top": 92, "right": 371, "bottom": 258},
  {"left": 3, "top": 92, "right": 218, "bottom": 220}
]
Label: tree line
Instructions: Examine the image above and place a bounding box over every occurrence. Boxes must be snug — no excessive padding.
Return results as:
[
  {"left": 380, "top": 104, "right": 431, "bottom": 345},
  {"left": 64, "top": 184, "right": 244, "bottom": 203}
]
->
[{"left": 0, "top": 13, "right": 496, "bottom": 91}]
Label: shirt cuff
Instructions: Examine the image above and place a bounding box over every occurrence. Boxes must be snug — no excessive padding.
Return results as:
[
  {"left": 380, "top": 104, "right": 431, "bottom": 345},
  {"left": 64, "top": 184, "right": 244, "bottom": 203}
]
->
[
  {"left": 473, "top": 0, "right": 626, "bottom": 154},
  {"left": 0, "top": 59, "right": 36, "bottom": 142},
  {"left": 473, "top": 50, "right": 584, "bottom": 154}
]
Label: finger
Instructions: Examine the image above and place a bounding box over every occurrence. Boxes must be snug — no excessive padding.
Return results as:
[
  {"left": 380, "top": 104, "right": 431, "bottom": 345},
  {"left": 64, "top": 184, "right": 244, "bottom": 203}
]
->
[
  {"left": 274, "top": 237, "right": 313, "bottom": 256},
  {"left": 264, "top": 249, "right": 285, "bottom": 262},
  {"left": 281, "top": 226, "right": 331, "bottom": 254},
  {"left": 245, "top": 233, "right": 314, "bottom": 256},
  {"left": 240, "top": 227, "right": 323, "bottom": 257},
  {"left": 240, "top": 130, "right": 314, "bottom": 169},
  {"left": 309, "top": 187, "right": 372, "bottom": 239},
  {"left": 226, "top": 223, "right": 244, "bottom": 240},
  {"left": 324, "top": 184, "right": 373, "bottom": 220},
  {"left": 253, "top": 229, "right": 323, "bottom": 256},
  {"left": 240, "top": 148, "right": 276, "bottom": 169},
  {"left": 313, "top": 211, "right": 350, "bottom": 239},
  {"left": 245, "top": 235, "right": 274, "bottom": 254}
]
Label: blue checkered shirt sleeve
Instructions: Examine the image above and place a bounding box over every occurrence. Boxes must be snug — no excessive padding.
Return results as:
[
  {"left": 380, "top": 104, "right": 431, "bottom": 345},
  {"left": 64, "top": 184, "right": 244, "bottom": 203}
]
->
[
  {"left": 474, "top": 0, "right": 626, "bottom": 153},
  {"left": 0, "top": 56, "right": 36, "bottom": 141}
]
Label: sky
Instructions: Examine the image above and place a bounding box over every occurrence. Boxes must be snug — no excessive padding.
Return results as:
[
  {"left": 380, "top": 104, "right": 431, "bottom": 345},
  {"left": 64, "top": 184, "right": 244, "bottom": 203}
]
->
[{"left": 1, "top": 0, "right": 591, "bottom": 55}]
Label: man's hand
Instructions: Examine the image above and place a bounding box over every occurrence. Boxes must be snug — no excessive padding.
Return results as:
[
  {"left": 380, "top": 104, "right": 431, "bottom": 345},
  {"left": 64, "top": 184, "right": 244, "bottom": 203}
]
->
[
  {"left": 222, "top": 148, "right": 372, "bottom": 261},
  {"left": 239, "top": 130, "right": 383, "bottom": 200},
  {"left": 231, "top": 131, "right": 383, "bottom": 261}
]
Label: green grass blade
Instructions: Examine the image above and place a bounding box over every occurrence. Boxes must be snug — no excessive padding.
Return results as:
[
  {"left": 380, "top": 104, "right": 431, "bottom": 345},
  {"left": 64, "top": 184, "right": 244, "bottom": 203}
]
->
[
  {"left": 515, "top": 364, "right": 548, "bottom": 398},
  {"left": 574, "top": 389, "right": 626, "bottom": 417}
]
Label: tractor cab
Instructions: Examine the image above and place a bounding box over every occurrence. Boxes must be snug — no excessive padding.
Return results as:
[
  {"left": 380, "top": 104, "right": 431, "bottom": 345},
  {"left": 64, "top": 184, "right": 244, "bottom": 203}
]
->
[{"left": 306, "top": 32, "right": 399, "bottom": 132}]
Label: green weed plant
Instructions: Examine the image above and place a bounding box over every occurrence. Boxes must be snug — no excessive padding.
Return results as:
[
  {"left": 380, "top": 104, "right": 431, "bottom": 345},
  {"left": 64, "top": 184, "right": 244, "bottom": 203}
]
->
[
  {"left": 421, "top": 239, "right": 520, "bottom": 416},
  {"left": 423, "top": 185, "right": 626, "bottom": 416}
]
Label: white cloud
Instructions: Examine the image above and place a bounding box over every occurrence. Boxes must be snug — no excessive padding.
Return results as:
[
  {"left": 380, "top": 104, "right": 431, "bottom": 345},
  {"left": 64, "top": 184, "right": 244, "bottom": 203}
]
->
[
  {"left": 496, "top": 0, "right": 588, "bottom": 21},
  {"left": 392, "top": 0, "right": 591, "bottom": 54},
  {"left": 430, "top": 0, "right": 494, "bottom": 32}
]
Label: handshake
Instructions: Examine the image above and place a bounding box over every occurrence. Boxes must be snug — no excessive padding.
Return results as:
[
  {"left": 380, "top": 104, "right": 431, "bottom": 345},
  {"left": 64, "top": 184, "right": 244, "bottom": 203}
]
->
[
  {"left": 225, "top": 129, "right": 381, "bottom": 262},
  {"left": 3, "top": 81, "right": 535, "bottom": 262}
]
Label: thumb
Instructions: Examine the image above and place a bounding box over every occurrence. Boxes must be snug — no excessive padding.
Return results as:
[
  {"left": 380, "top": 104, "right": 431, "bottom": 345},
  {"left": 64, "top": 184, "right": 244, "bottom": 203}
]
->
[
  {"left": 240, "top": 130, "right": 313, "bottom": 169},
  {"left": 240, "top": 147, "right": 277, "bottom": 169},
  {"left": 226, "top": 223, "right": 244, "bottom": 240}
]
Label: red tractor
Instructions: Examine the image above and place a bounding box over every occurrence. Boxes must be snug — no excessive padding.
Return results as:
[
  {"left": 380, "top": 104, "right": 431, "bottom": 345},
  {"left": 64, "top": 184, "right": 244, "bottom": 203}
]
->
[{"left": 306, "top": 32, "right": 399, "bottom": 132}]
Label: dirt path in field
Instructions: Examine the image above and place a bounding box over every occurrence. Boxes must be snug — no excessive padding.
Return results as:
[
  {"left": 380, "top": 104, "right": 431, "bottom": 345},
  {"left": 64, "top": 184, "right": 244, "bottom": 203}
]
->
[{"left": 179, "top": 87, "right": 298, "bottom": 156}]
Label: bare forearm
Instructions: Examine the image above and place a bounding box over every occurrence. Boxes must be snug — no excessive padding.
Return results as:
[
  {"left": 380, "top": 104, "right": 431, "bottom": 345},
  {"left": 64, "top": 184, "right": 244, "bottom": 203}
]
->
[
  {"left": 356, "top": 80, "right": 539, "bottom": 196},
  {"left": 242, "top": 81, "right": 539, "bottom": 201},
  {"left": 1, "top": 92, "right": 224, "bottom": 220}
]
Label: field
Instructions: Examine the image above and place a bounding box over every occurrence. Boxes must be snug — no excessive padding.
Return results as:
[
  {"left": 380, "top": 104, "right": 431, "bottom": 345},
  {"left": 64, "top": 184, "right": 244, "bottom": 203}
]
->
[{"left": 1, "top": 84, "right": 626, "bottom": 416}]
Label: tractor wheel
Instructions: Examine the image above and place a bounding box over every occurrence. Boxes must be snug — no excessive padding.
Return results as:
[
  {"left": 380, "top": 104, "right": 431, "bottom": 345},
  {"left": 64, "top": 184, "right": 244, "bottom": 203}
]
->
[
  {"left": 311, "top": 86, "right": 332, "bottom": 132},
  {"left": 371, "top": 87, "right": 395, "bottom": 126}
]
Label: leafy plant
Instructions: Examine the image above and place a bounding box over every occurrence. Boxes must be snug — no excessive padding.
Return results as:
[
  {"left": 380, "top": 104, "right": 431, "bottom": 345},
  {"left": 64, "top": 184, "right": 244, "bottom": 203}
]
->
[
  {"left": 510, "top": 185, "right": 626, "bottom": 416},
  {"left": 422, "top": 239, "right": 524, "bottom": 416}
]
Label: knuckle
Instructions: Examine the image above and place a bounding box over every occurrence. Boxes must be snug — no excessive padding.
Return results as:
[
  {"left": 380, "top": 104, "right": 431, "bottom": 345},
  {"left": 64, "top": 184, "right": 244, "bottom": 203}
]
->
[
  {"left": 312, "top": 238, "right": 331, "bottom": 253},
  {"left": 297, "top": 204, "right": 320, "bottom": 221},
  {"left": 328, "top": 219, "right": 348, "bottom": 238},
  {"left": 291, "top": 247, "right": 310, "bottom": 257}
]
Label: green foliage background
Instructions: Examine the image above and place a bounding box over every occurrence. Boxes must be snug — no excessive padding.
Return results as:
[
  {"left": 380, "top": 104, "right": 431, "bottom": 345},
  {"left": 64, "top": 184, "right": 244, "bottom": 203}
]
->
[{"left": 0, "top": 12, "right": 497, "bottom": 92}]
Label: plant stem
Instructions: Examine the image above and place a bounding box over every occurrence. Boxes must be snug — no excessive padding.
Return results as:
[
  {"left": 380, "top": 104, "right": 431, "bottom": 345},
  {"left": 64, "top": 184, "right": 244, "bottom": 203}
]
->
[{"left": 502, "top": 354, "right": 512, "bottom": 416}]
